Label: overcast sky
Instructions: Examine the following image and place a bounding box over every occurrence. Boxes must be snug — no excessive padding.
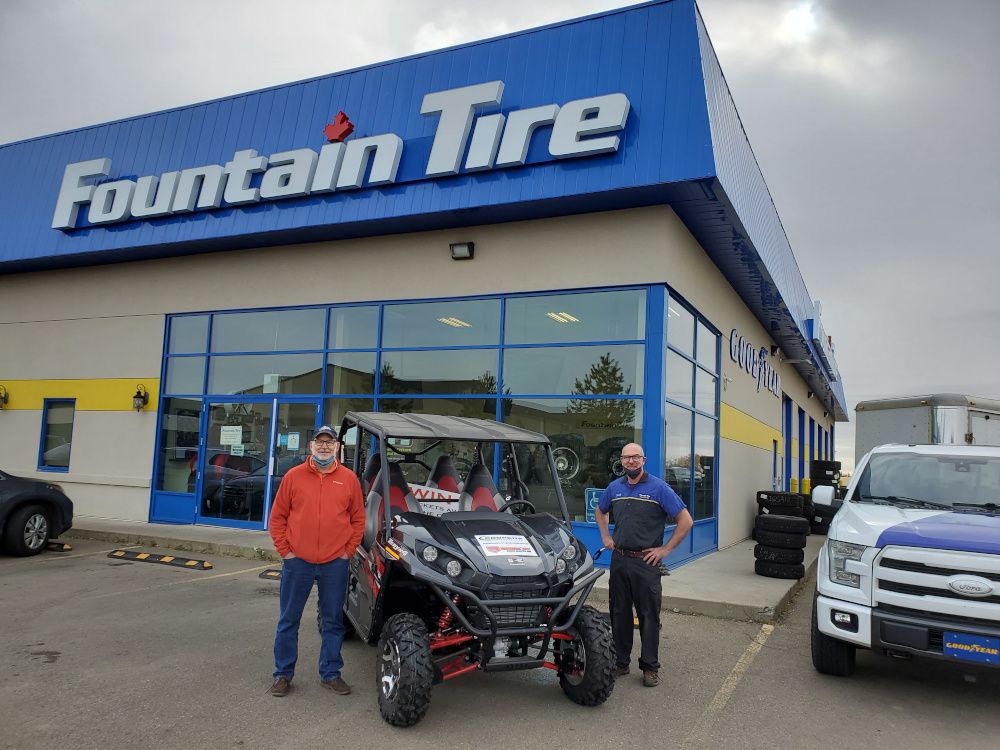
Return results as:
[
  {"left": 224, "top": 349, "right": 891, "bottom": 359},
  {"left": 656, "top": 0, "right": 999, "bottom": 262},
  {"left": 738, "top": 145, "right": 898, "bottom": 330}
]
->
[{"left": 2, "top": 0, "right": 997, "bottom": 469}]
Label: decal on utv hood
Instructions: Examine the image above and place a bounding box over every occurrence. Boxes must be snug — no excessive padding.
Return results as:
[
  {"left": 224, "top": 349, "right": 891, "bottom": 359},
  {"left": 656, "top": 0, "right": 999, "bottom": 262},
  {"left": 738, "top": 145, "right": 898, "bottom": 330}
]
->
[{"left": 876, "top": 512, "right": 1000, "bottom": 555}]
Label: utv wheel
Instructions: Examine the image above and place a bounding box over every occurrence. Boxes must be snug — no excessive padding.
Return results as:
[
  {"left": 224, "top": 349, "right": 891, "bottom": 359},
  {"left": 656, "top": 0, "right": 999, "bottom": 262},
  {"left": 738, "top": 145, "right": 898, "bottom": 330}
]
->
[
  {"left": 3, "top": 504, "right": 50, "bottom": 556},
  {"left": 377, "top": 613, "right": 434, "bottom": 727},
  {"left": 559, "top": 605, "right": 616, "bottom": 707},
  {"left": 316, "top": 605, "right": 356, "bottom": 640},
  {"left": 811, "top": 597, "right": 856, "bottom": 676}
]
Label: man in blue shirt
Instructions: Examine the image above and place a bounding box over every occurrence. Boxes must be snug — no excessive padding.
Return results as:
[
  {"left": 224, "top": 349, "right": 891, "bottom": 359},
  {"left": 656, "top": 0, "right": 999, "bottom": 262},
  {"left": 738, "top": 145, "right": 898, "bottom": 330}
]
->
[{"left": 596, "top": 443, "right": 693, "bottom": 687}]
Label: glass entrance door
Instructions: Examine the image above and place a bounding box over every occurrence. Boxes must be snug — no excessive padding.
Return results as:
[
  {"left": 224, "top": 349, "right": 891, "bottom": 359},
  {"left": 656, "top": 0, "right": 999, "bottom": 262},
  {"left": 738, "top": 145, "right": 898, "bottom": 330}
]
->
[{"left": 195, "top": 399, "right": 320, "bottom": 529}]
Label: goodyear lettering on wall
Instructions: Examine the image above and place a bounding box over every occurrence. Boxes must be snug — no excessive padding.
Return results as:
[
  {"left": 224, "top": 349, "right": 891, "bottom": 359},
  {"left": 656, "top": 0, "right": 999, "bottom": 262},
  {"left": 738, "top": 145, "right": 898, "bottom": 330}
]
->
[{"left": 730, "top": 329, "right": 781, "bottom": 398}]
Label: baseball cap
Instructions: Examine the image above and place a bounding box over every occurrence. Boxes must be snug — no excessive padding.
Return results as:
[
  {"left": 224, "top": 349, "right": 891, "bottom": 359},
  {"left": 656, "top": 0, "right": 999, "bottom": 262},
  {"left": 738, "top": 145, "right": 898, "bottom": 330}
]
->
[{"left": 313, "top": 425, "right": 337, "bottom": 440}]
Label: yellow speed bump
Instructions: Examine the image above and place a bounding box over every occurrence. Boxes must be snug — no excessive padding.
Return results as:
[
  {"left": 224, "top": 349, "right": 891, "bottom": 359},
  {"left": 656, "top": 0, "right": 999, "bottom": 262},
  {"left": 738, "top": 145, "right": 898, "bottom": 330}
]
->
[
  {"left": 259, "top": 569, "right": 282, "bottom": 580},
  {"left": 46, "top": 541, "right": 73, "bottom": 551},
  {"left": 107, "top": 549, "right": 214, "bottom": 570}
]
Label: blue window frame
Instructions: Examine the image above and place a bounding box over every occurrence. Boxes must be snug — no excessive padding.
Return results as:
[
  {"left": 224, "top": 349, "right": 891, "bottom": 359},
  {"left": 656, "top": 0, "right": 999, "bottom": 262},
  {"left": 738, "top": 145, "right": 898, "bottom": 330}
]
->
[
  {"left": 38, "top": 399, "right": 75, "bottom": 472},
  {"left": 797, "top": 406, "right": 806, "bottom": 487}
]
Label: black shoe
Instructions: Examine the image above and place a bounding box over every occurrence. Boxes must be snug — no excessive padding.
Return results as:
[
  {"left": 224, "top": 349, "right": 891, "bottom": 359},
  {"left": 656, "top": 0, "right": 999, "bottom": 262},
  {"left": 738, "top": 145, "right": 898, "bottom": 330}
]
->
[
  {"left": 642, "top": 670, "right": 659, "bottom": 687},
  {"left": 269, "top": 676, "right": 291, "bottom": 697},
  {"left": 615, "top": 663, "right": 630, "bottom": 677},
  {"left": 321, "top": 676, "right": 351, "bottom": 695}
]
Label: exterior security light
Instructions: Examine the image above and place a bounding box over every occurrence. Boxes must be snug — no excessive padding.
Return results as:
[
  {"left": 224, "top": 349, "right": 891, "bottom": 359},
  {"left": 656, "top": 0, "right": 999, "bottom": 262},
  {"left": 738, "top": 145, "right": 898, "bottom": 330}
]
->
[
  {"left": 0, "top": 385, "right": 8, "bottom": 409},
  {"left": 133, "top": 384, "right": 149, "bottom": 411},
  {"left": 449, "top": 242, "right": 474, "bottom": 260}
]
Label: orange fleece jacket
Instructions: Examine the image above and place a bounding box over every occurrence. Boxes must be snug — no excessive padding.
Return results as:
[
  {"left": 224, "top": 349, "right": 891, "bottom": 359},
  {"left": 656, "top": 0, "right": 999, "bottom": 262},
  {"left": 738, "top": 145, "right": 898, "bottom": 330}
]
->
[{"left": 268, "top": 459, "right": 365, "bottom": 563}]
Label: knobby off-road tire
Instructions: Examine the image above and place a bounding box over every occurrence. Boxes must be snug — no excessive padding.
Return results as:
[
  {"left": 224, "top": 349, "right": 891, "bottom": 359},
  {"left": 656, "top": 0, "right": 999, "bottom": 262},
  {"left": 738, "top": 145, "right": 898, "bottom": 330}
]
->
[
  {"left": 755, "top": 514, "right": 810, "bottom": 535},
  {"left": 3, "top": 504, "right": 50, "bottom": 556},
  {"left": 757, "top": 503, "right": 802, "bottom": 517},
  {"left": 754, "top": 544, "right": 804, "bottom": 565},
  {"left": 377, "top": 613, "right": 434, "bottom": 727},
  {"left": 559, "top": 605, "right": 616, "bottom": 706},
  {"left": 755, "top": 529, "right": 807, "bottom": 550},
  {"left": 316, "top": 605, "right": 356, "bottom": 640},
  {"left": 754, "top": 559, "right": 805, "bottom": 579},
  {"left": 811, "top": 597, "right": 856, "bottom": 676}
]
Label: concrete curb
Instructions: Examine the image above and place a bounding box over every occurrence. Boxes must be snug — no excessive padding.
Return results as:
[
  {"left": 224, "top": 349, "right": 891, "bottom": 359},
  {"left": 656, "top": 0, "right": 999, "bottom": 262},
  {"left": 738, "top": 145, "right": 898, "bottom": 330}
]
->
[{"left": 63, "top": 527, "right": 282, "bottom": 563}]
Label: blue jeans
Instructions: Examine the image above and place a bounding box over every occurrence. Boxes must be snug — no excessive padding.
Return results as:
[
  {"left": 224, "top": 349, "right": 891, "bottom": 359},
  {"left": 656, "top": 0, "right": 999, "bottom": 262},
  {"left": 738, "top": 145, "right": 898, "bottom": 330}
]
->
[{"left": 273, "top": 556, "right": 349, "bottom": 681}]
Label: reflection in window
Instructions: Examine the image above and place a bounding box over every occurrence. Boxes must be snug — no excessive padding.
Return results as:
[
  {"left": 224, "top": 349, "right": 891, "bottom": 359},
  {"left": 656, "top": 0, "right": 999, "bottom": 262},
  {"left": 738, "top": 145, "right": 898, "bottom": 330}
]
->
[
  {"left": 155, "top": 398, "right": 202, "bottom": 492},
  {"left": 695, "top": 368, "right": 717, "bottom": 416},
  {"left": 697, "top": 320, "right": 718, "bottom": 371},
  {"left": 329, "top": 306, "right": 379, "bottom": 349},
  {"left": 505, "top": 398, "right": 642, "bottom": 520},
  {"left": 694, "top": 414, "right": 716, "bottom": 519},
  {"left": 504, "top": 345, "right": 643, "bottom": 396},
  {"left": 505, "top": 290, "right": 646, "bottom": 345},
  {"left": 164, "top": 356, "right": 206, "bottom": 395},
  {"left": 382, "top": 299, "right": 500, "bottom": 348},
  {"left": 664, "top": 403, "right": 693, "bottom": 506},
  {"left": 40, "top": 400, "right": 75, "bottom": 470},
  {"left": 665, "top": 350, "right": 693, "bottom": 405},
  {"left": 326, "top": 352, "right": 377, "bottom": 394},
  {"left": 208, "top": 354, "right": 322, "bottom": 395},
  {"left": 169, "top": 316, "right": 209, "bottom": 354},
  {"left": 379, "top": 350, "right": 498, "bottom": 395},
  {"left": 211, "top": 308, "right": 325, "bottom": 353},
  {"left": 667, "top": 300, "right": 695, "bottom": 354}
]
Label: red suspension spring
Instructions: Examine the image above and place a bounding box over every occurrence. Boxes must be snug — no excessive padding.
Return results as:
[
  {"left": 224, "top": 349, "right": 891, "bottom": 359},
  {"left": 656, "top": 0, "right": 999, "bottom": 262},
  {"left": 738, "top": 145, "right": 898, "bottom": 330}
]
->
[{"left": 438, "top": 594, "right": 461, "bottom": 630}]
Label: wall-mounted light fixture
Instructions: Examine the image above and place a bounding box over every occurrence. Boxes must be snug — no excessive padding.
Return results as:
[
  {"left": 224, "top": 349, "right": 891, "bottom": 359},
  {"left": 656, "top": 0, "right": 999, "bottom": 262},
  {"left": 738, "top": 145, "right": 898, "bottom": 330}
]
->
[
  {"left": 770, "top": 345, "right": 779, "bottom": 356},
  {"left": 822, "top": 410, "right": 829, "bottom": 419},
  {"left": 0, "top": 385, "right": 8, "bottom": 409},
  {"left": 133, "top": 384, "right": 149, "bottom": 411},
  {"left": 449, "top": 241, "right": 474, "bottom": 260},
  {"left": 807, "top": 391, "right": 814, "bottom": 400}
]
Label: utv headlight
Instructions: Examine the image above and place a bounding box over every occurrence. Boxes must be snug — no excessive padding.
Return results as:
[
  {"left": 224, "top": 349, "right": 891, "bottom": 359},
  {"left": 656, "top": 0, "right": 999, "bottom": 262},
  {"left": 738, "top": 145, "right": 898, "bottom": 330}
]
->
[
  {"left": 446, "top": 560, "right": 463, "bottom": 577},
  {"left": 561, "top": 544, "right": 578, "bottom": 561},
  {"left": 829, "top": 541, "right": 867, "bottom": 588},
  {"left": 555, "top": 558, "right": 567, "bottom": 574},
  {"left": 422, "top": 546, "right": 439, "bottom": 563}
]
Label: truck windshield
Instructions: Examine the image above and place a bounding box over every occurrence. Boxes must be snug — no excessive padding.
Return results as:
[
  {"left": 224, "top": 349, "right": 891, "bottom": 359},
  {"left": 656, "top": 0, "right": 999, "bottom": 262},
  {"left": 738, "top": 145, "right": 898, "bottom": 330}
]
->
[{"left": 857, "top": 452, "right": 1000, "bottom": 511}]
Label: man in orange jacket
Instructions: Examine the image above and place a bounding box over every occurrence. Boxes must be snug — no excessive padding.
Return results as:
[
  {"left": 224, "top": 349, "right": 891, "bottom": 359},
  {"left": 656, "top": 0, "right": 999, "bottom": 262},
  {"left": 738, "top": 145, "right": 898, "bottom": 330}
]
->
[{"left": 268, "top": 425, "right": 365, "bottom": 698}]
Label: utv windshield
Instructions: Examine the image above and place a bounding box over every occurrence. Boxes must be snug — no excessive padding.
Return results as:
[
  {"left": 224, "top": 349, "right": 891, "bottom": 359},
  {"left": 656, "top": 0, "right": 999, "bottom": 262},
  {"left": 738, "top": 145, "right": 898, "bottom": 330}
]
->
[{"left": 856, "top": 452, "right": 1000, "bottom": 511}]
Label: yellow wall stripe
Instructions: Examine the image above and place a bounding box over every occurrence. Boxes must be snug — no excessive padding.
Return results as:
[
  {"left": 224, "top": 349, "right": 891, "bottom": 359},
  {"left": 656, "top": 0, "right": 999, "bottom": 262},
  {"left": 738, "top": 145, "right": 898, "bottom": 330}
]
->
[
  {"left": 720, "top": 402, "right": 782, "bottom": 453},
  {"left": 0, "top": 379, "right": 160, "bottom": 411}
]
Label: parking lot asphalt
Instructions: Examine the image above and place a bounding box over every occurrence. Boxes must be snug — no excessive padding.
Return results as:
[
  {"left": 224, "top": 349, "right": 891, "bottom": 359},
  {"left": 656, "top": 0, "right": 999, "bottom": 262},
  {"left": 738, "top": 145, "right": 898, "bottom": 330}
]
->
[{"left": 2, "top": 540, "right": 998, "bottom": 750}]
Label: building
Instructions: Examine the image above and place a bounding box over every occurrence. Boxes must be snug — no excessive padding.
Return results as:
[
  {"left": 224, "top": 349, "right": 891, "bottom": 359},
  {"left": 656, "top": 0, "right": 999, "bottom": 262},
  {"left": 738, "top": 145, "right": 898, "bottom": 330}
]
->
[{"left": 0, "top": 0, "right": 846, "bottom": 566}]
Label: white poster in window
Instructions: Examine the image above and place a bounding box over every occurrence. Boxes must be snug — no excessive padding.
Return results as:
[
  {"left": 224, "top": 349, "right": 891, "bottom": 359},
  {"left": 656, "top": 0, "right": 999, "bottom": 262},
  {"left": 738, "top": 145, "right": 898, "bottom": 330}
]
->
[
  {"left": 230, "top": 444, "right": 245, "bottom": 456},
  {"left": 263, "top": 373, "right": 281, "bottom": 394},
  {"left": 220, "top": 425, "right": 243, "bottom": 445},
  {"left": 287, "top": 433, "right": 300, "bottom": 451}
]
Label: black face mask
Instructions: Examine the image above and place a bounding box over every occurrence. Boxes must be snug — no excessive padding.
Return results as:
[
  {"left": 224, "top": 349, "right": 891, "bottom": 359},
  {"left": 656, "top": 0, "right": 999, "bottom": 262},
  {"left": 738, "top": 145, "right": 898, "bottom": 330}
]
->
[{"left": 624, "top": 466, "right": 643, "bottom": 480}]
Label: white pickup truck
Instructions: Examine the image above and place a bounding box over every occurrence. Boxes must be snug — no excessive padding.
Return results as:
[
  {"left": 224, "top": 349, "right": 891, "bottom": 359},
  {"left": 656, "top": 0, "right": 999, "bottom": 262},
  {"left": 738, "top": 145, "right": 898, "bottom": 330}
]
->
[{"left": 811, "top": 443, "right": 1000, "bottom": 675}]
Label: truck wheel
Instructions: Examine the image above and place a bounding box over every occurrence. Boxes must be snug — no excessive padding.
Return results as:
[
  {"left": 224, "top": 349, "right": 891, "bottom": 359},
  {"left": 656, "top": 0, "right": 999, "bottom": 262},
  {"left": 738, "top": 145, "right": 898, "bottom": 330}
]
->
[
  {"left": 754, "top": 544, "right": 804, "bottom": 564},
  {"left": 559, "top": 605, "right": 616, "bottom": 706},
  {"left": 755, "top": 514, "right": 810, "bottom": 534},
  {"left": 811, "top": 598, "right": 856, "bottom": 676},
  {"left": 377, "top": 613, "right": 434, "bottom": 727},
  {"left": 755, "top": 529, "right": 807, "bottom": 549},
  {"left": 3, "top": 504, "right": 50, "bottom": 556},
  {"left": 754, "top": 559, "right": 804, "bottom": 579}
]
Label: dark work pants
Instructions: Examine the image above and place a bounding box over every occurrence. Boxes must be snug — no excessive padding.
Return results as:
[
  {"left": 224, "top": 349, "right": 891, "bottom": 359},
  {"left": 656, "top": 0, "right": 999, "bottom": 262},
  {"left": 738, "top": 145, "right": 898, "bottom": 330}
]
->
[{"left": 609, "top": 552, "right": 663, "bottom": 671}]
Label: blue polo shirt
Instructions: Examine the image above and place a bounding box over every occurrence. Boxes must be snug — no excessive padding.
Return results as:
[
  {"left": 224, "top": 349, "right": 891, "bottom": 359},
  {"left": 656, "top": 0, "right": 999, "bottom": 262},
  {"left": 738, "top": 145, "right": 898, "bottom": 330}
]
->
[{"left": 598, "top": 473, "right": 686, "bottom": 550}]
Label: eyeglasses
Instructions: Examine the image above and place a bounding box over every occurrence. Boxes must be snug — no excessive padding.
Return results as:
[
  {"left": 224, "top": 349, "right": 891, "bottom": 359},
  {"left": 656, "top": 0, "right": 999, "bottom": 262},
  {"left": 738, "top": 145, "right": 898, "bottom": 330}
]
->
[
  {"left": 313, "top": 439, "right": 337, "bottom": 446},
  {"left": 620, "top": 454, "right": 645, "bottom": 462}
]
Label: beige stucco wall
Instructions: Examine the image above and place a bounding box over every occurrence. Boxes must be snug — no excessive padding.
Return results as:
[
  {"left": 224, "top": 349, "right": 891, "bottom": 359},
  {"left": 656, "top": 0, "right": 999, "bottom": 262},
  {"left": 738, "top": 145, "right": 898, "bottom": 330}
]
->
[{"left": 1, "top": 204, "right": 836, "bottom": 540}]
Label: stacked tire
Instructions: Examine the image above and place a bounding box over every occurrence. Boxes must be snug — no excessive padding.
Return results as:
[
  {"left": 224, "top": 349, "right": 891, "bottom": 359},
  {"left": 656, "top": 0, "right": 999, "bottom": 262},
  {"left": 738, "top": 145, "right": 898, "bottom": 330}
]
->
[
  {"left": 809, "top": 460, "right": 842, "bottom": 535},
  {"left": 755, "top": 491, "right": 808, "bottom": 536},
  {"left": 753, "top": 513, "right": 809, "bottom": 579}
]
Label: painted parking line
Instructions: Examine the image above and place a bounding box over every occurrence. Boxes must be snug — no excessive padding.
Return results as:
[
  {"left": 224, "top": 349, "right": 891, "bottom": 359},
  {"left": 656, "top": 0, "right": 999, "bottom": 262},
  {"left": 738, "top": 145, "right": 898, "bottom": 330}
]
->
[
  {"left": 679, "top": 623, "right": 775, "bottom": 750},
  {"left": 35, "top": 544, "right": 143, "bottom": 563},
  {"left": 82, "top": 563, "right": 276, "bottom": 601}
]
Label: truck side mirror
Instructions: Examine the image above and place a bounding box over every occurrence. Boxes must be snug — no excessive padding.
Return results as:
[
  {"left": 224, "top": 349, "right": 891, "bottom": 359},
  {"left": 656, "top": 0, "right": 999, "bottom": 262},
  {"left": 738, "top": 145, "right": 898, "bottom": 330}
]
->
[{"left": 812, "top": 484, "right": 838, "bottom": 509}]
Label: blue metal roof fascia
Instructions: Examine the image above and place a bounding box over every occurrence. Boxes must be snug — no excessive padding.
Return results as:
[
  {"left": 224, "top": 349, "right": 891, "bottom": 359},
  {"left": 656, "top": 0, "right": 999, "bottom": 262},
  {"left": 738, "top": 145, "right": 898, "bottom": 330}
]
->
[
  {"left": 690, "top": 7, "right": 848, "bottom": 421},
  {"left": 0, "top": 0, "right": 716, "bottom": 271}
]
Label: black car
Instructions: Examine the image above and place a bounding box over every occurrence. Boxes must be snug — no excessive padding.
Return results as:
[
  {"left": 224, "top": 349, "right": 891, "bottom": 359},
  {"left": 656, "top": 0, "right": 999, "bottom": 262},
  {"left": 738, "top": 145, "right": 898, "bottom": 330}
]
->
[{"left": 0, "top": 469, "right": 74, "bottom": 555}]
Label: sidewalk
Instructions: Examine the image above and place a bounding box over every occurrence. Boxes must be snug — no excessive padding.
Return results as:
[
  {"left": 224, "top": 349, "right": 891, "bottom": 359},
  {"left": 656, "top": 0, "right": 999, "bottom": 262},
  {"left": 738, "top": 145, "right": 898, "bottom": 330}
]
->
[{"left": 63, "top": 518, "right": 823, "bottom": 624}]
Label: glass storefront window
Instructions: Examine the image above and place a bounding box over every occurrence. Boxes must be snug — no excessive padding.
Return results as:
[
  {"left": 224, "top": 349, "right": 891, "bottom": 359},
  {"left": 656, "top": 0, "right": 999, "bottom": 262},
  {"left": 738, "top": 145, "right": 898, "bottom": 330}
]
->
[
  {"left": 211, "top": 308, "right": 325, "bottom": 352},
  {"left": 666, "top": 299, "right": 695, "bottom": 355},
  {"left": 665, "top": 350, "right": 693, "bottom": 405},
  {"left": 329, "top": 306, "right": 379, "bottom": 349},
  {"left": 382, "top": 299, "right": 500, "bottom": 348},
  {"left": 168, "top": 315, "right": 209, "bottom": 354},
  {"left": 505, "top": 397, "right": 642, "bottom": 521},
  {"left": 155, "top": 398, "right": 202, "bottom": 492},
  {"left": 695, "top": 368, "right": 718, "bottom": 416},
  {"left": 164, "top": 356, "right": 206, "bottom": 395},
  {"left": 504, "top": 290, "right": 646, "bottom": 345},
  {"left": 694, "top": 414, "right": 716, "bottom": 519},
  {"left": 207, "top": 354, "right": 322, "bottom": 395},
  {"left": 379, "top": 350, "right": 498, "bottom": 395},
  {"left": 664, "top": 402, "right": 693, "bottom": 506},
  {"left": 326, "top": 352, "right": 377, "bottom": 395},
  {"left": 504, "top": 345, "right": 643, "bottom": 396},
  {"left": 697, "top": 320, "right": 718, "bottom": 371},
  {"left": 40, "top": 400, "right": 75, "bottom": 470}
]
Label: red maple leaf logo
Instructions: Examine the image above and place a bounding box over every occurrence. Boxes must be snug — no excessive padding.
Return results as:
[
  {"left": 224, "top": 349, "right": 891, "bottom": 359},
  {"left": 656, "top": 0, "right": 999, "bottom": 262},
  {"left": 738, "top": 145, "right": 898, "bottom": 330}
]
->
[{"left": 324, "top": 112, "right": 354, "bottom": 142}]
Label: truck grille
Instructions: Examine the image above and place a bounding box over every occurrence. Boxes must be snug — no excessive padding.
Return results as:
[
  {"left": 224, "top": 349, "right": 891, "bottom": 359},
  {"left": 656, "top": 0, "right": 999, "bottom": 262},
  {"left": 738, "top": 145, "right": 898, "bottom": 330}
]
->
[{"left": 873, "top": 546, "right": 1000, "bottom": 623}]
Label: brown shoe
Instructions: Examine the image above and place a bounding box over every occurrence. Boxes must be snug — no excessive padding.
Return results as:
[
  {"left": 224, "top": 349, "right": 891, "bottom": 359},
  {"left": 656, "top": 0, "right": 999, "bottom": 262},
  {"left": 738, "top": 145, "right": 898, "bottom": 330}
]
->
[
  {"left": 642, "top": 670, "right": 659, "bottom": 688},
  {"left": 321, "top": 677, "right": 351, "bottom": 695},
  {"left": 615, "top": 663, "right": 630, "bottom": 677},
  {"left": 269, "top": 676, "right": 291, "bottom": 697}
]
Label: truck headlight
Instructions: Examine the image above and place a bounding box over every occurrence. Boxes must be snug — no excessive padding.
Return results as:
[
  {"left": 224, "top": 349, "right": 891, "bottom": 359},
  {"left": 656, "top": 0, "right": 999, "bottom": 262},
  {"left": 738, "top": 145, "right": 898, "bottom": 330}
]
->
[{"left": 829, "top": 541, "right": 866, "bottom": 588}]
